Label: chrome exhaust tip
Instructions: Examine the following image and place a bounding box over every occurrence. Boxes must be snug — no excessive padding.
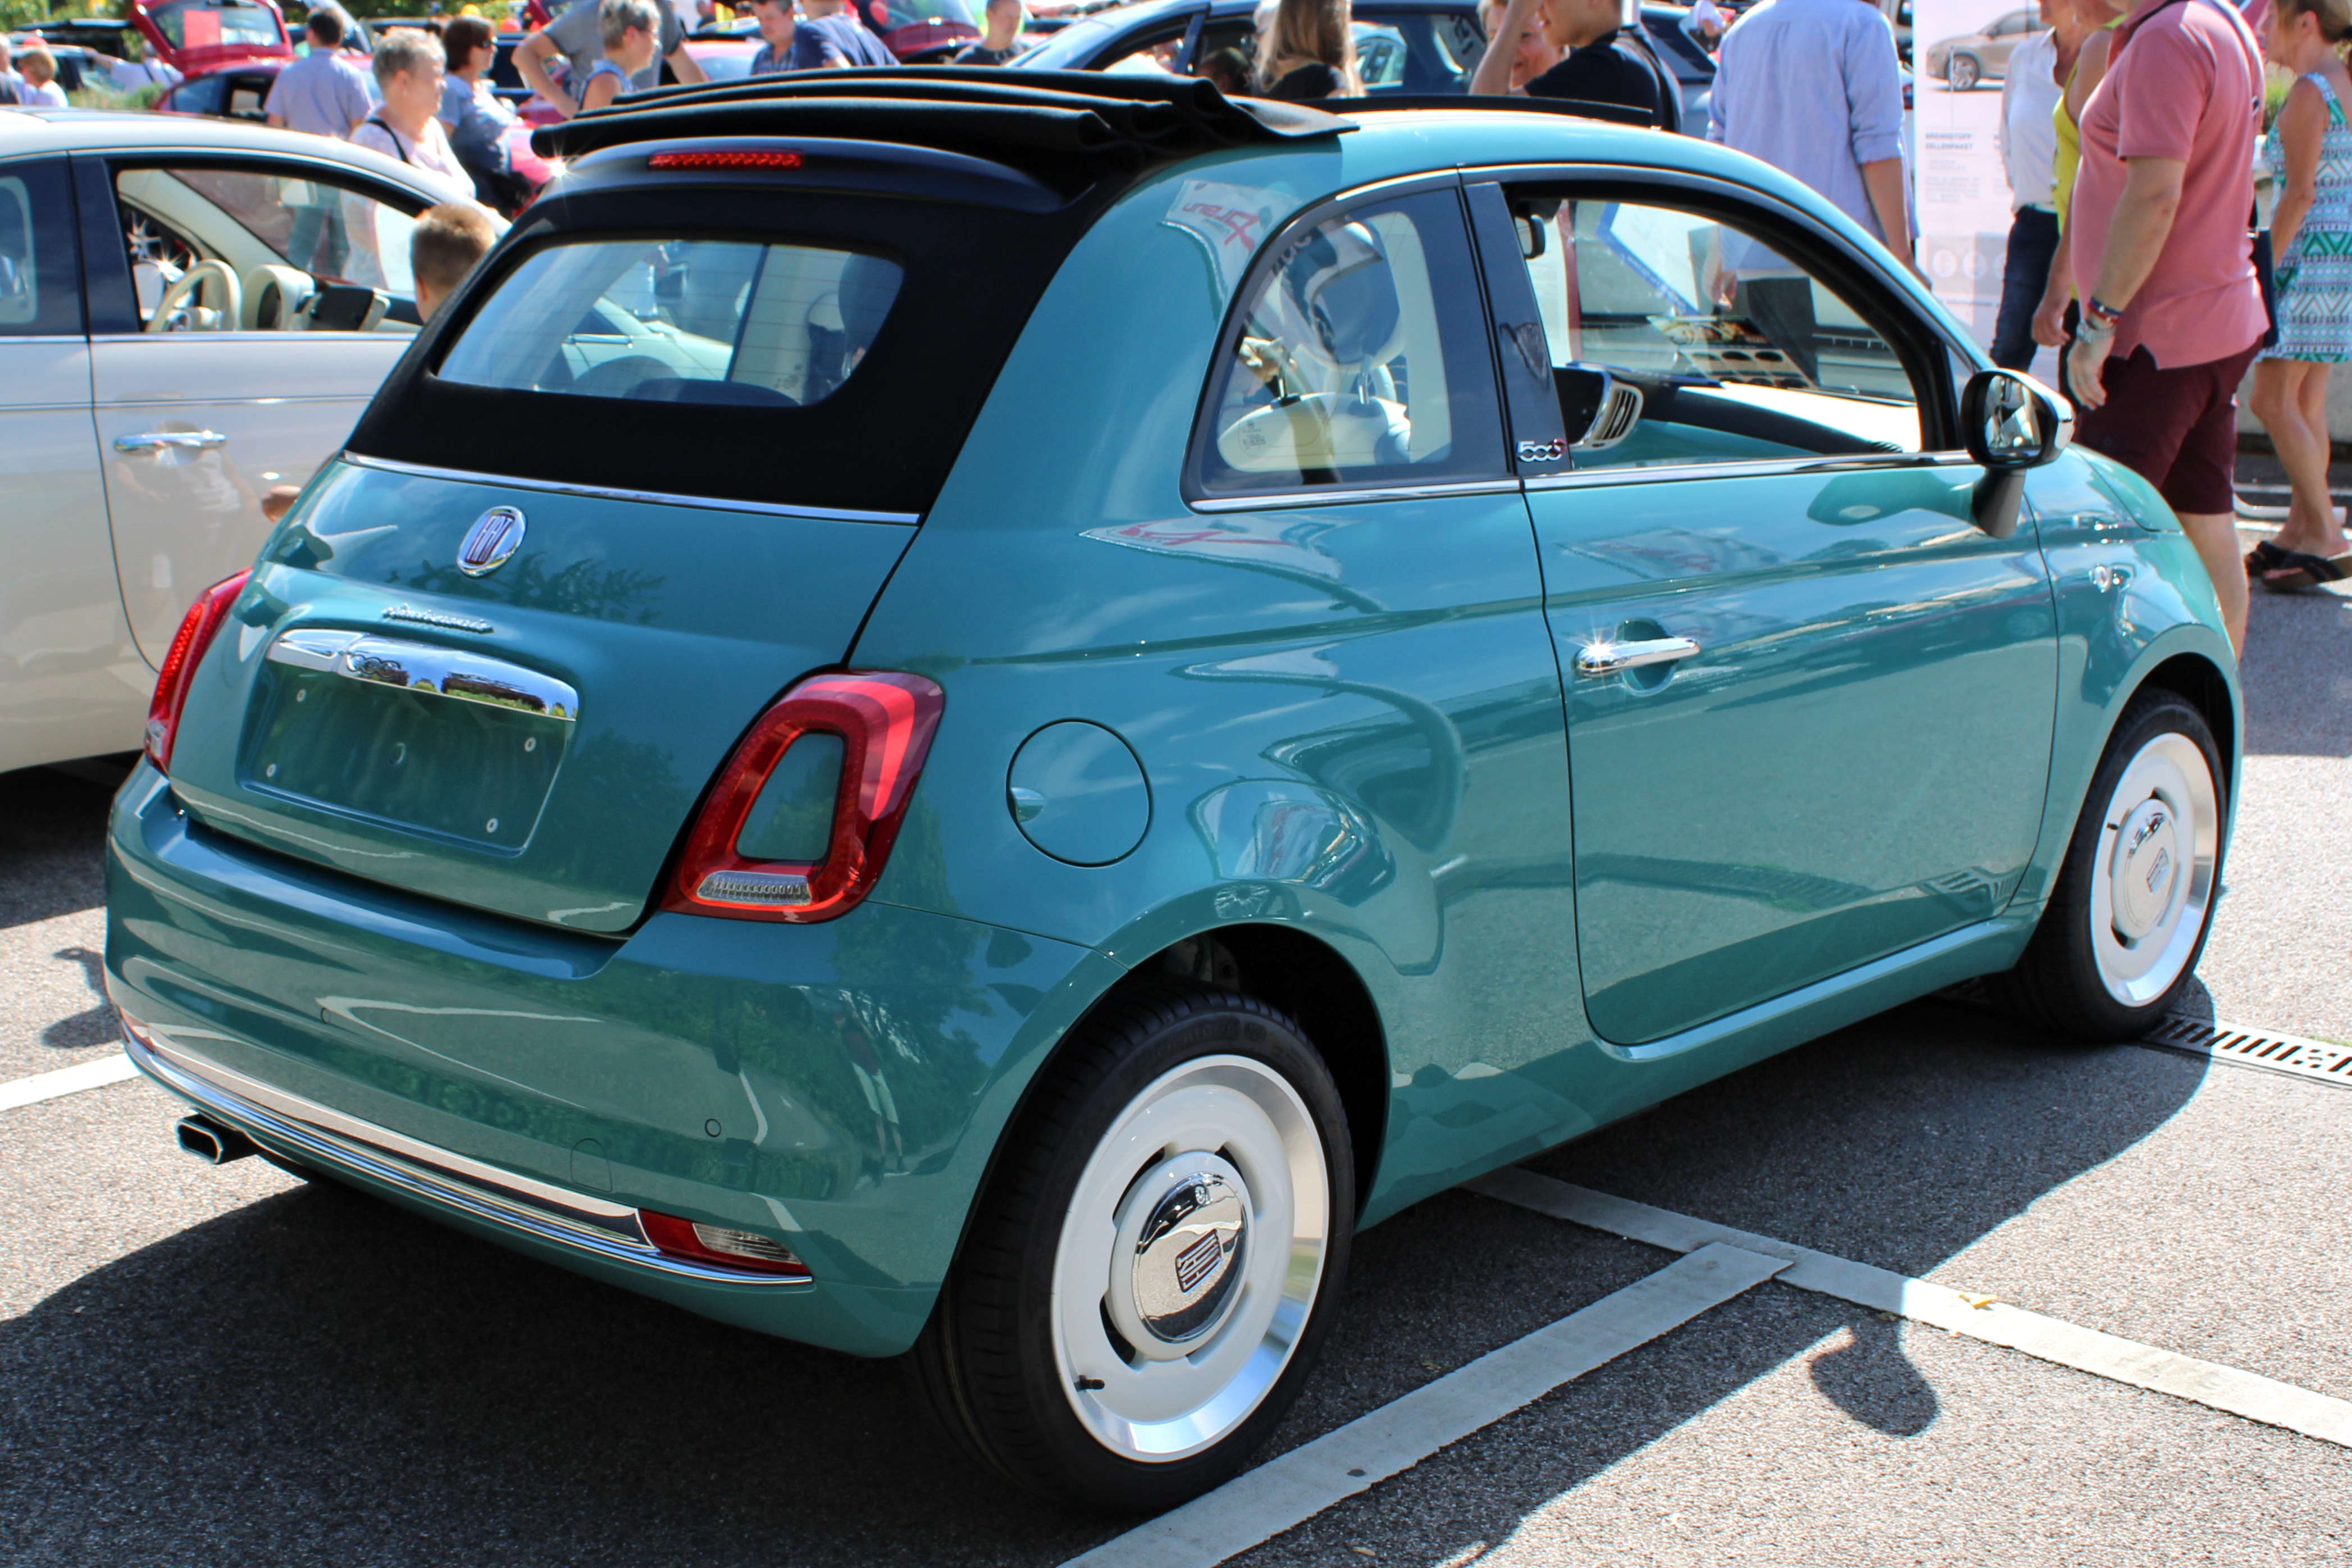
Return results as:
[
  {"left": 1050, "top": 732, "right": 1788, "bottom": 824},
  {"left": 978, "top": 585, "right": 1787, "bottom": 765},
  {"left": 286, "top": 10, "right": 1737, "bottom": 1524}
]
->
[{"left": 175, "top": 1114, "right": 257, "bottom": 1165}]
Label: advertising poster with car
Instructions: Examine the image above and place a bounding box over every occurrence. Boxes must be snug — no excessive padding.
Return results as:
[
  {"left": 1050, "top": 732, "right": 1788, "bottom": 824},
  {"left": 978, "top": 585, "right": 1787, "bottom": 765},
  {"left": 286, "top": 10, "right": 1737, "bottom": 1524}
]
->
[{"left": 1912, "top": 0, "right": 2058, "bottom": 377}]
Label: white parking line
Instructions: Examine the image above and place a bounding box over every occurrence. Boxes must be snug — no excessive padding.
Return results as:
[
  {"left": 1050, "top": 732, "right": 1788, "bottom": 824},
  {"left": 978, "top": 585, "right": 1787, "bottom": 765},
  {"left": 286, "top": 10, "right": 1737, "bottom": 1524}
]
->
[
  {"left": 1471, "top": 1167, "right": 2352, "bottom": 1450},
  {"left": 1064, "top": 1242, "right": 1786, "bottom": 1568},
  {"left": 0, "top": 1053, "right": 141, "bottom": 1112}
]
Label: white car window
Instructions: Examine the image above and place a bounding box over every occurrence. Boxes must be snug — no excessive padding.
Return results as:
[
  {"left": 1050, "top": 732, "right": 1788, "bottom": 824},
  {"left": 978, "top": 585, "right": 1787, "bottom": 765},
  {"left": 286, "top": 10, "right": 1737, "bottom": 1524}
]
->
[{"left": 115, "top": 164, "right": 423, "bottom": 331}]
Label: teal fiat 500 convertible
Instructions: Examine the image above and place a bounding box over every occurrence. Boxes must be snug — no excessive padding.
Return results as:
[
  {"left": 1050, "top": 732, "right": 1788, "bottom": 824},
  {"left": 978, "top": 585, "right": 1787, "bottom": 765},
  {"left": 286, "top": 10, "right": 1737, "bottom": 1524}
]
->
[{"left": 106, "top": 71, "right": 2238, "bottom": 1511}]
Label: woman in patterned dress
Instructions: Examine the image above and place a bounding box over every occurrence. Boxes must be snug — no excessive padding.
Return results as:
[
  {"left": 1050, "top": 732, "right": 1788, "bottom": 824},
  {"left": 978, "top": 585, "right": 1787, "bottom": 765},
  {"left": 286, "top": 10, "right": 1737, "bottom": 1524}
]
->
[{"left": 2246, "top": 0, "right": 2352, "bottom": 590}]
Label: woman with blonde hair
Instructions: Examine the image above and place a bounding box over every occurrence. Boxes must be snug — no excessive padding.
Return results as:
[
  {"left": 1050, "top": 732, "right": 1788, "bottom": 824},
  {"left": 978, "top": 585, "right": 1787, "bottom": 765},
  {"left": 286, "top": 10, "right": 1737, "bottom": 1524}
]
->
[
  {"left": 2245, "top": 0, "right": 2352, "bottom": 589},
  {"left": 1255, "top": 0, "right": 1361, "bottom": 101}
]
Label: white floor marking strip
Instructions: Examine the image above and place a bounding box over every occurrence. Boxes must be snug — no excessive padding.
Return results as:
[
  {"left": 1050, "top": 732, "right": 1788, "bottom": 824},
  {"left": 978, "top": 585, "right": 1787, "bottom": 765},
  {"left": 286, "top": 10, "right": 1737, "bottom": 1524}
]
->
[
  {"left": 0, "top": 1053, "right": 141, "bottom": 1112},
  {"left": 1471, "top": 1167, "right": 2352, "bottom": 1450},
  {"left": 1063, "top": 1242, "right": 1786, "bottom": 1568}
]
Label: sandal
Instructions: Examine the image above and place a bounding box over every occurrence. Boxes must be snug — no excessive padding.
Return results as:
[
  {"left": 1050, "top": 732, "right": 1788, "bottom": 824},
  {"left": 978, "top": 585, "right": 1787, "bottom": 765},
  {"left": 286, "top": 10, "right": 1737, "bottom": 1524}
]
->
[
  {"left": 2259, "top": 549, "right": 2352, "bottom": 591},
  {"left": 2244, "top": 537, "right": 2289, "bottom": 576}
]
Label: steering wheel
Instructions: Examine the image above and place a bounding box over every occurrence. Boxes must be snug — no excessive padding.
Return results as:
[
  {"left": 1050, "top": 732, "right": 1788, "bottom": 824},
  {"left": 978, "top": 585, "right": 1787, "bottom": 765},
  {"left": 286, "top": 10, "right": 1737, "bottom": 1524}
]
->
[{"left": 144, "top": 258, "right": 243, "bottom": 333}]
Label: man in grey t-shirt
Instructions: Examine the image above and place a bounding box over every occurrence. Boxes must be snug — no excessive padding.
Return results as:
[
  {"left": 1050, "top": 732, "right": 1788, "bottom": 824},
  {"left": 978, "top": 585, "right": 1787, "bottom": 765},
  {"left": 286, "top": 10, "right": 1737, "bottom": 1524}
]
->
[
  {"left": 264, "top": 12, "right": 377, "bottom": 138},
  {"left": 517, "top": 0, "right": 705, "bottom": 117}
]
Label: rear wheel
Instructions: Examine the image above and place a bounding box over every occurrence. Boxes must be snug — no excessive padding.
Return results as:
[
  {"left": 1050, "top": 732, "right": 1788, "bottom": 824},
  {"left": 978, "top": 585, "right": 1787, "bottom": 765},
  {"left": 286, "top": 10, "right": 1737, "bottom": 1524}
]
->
[
  {"left": 911, "top": 983, "right": 1352, "bottom": 1511},
  {"left": 1994, "top": 691, "right": 2225, "bottom": 1041}
]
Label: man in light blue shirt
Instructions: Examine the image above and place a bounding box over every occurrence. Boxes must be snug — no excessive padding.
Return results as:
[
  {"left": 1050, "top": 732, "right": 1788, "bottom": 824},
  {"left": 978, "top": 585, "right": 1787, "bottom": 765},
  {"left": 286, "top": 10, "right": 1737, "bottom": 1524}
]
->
[
  {"left": 1707, "top": 0, "right": 1913, "bottom": 262},
  {"left": 263, "top": 11, "right": 376, "bottom": 138}
]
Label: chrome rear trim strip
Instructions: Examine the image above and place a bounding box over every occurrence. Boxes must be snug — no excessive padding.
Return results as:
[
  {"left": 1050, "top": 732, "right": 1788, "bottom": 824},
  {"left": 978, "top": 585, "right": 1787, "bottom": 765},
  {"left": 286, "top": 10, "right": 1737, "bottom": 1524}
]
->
[
  {"left": 121, "top": 1018, "right": 814, "bottom": 1288},
  {"left": 340, "top": 452, "right": 920, "bottom": 527},
  {"left": 1189, "top": 478, "right": 1523, "bottom": 513}
]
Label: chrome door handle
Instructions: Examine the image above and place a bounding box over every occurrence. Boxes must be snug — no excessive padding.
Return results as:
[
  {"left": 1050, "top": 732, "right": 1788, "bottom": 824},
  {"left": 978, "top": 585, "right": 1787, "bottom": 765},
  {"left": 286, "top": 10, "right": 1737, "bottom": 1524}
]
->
[
  {"left": 1574, "top": 636, "right": 1701, "bottom": 677},
  {"left": 115, "top": 430, "right": 228, "bottom": 454},
  {"left": 267, "top": 629, "right": 578, "bottom": 721}
]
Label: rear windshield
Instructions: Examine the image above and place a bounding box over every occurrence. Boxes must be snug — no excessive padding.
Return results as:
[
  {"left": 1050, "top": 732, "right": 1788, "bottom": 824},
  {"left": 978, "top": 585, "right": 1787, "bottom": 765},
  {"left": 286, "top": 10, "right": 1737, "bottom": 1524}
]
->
[
  {"left": 352, "top": 177, "right": 1100, "bottom": 517},
  {"left": 440, "top": 240, "right": 904, "bottom": 409}
]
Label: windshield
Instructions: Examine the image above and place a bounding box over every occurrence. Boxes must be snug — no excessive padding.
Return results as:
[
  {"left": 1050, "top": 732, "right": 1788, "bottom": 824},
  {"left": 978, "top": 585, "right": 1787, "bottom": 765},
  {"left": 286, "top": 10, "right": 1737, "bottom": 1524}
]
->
[
  {"left": 865, "top": 0, "right": 981, "bottom": 29},
  {"left": 148, "top": 0, "right": 285, "bottom": 50},
  {"left": 439, "top": 239, "right": 905, "bottom": 409}
]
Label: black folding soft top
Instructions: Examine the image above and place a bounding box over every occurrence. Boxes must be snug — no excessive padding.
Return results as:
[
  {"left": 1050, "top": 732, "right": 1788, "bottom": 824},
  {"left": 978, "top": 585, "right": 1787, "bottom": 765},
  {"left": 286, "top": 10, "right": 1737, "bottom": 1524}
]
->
[{"left": 534, "top": 66, "right": 1352, "bottom": 174}]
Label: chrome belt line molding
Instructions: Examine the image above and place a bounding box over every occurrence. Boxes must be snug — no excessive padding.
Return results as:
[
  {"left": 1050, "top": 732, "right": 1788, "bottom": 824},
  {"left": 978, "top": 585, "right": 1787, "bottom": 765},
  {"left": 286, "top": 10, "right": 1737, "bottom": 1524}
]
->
[{"left": 118, "top": 1015, "right": 813, "bottom": 1289}]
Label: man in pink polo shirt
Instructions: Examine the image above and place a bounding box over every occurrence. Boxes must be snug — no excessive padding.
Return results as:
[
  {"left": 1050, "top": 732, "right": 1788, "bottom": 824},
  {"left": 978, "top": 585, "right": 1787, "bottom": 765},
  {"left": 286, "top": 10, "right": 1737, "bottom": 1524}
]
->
[{"left": 2067, "top": 0, "right": 2266, "bottom": 655}]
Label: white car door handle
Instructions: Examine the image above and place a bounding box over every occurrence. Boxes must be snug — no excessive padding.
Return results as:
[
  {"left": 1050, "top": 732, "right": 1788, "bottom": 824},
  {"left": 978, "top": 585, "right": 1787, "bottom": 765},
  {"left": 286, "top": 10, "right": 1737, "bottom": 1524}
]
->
[
  {"left": 1575, "top": 636, "right": 1701, "bottom": 677},
  {"left": 115, "top": 430, "right": 228, "bottom": 454}
]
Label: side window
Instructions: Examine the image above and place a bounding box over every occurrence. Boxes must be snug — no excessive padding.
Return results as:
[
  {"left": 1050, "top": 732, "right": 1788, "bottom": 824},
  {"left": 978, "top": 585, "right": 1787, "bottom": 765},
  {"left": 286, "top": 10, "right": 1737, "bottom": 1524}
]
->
[
  {"left": 112, "top": 163, "right": 421, "bottom": 332},
  {"left": 0, "top": 161, "right": 82, "bottom": 337},
  {"left": 1514, "top": 194, "right": 1922, "bottom": 471},
  {"left": 1195, "top": 189, "right": 1505, "bottom": 497}
]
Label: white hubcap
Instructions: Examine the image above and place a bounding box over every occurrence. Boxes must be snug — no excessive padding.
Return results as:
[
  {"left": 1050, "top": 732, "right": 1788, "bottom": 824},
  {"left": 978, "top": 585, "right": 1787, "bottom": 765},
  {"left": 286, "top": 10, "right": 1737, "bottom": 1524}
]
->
[
  {"left": 2089, "top": 731, "right": 2218, "bottom": 1007},
  {"left": 1051, "top": 1055, "right": 1329, "bottom": 1462}
]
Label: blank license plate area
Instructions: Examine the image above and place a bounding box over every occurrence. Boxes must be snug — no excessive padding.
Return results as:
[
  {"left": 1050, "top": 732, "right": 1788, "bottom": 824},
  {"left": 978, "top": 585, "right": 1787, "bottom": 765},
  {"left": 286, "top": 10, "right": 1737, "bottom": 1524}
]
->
[{"left": 242, "top": 664, "right": 569, "bottom": 851}]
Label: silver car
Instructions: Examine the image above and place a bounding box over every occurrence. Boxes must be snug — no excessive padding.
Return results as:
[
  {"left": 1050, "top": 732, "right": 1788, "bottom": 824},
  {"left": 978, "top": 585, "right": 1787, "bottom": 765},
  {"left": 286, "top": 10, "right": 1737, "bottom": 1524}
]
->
[
  {"left": 0, "top": 107, "right": 467, "bottom": 775},
  {"left": 1923, "top": 7, "right": 2045, "bottom": 91}
]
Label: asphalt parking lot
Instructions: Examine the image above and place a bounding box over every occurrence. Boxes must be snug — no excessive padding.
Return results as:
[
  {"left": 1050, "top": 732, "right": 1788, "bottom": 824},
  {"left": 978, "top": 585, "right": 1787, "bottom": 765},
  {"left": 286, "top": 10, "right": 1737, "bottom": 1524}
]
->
[{"left": 3, "top": 572, "right": 2347, "bottom": 1567}]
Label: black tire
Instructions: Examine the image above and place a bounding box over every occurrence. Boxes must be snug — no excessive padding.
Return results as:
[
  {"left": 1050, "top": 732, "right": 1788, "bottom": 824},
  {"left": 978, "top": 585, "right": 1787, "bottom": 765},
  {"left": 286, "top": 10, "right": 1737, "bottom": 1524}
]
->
[
  {"left": 1992, "top": 691, "right": 2227, "bottom": 1042},
  {"left": 909, "top": 981, "right": 1354, "bottom": 1512}
]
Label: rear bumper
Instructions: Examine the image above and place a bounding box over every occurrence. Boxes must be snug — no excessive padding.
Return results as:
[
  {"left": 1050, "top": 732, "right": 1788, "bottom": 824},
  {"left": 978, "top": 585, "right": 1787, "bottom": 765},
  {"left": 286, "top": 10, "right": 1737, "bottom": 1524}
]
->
[
  {"left": 107, "top": 763, "right": 1118, "bottom": 1357},
  {"left": 124, "top": 1011, "right": 807, "bottom": 1286}
]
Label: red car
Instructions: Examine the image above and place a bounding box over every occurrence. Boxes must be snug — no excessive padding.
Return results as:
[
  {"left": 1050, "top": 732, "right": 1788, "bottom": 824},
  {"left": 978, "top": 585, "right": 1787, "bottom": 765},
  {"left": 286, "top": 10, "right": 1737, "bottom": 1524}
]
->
[{"left": 129, "top": 0, "right": 294, "bottom": 76}]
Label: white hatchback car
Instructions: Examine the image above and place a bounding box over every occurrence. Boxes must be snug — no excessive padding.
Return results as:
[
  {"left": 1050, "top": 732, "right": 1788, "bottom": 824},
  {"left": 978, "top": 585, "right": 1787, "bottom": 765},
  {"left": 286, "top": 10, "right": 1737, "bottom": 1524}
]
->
[{"left": 0, "top": 108, "right": 472, "bottom": 776}]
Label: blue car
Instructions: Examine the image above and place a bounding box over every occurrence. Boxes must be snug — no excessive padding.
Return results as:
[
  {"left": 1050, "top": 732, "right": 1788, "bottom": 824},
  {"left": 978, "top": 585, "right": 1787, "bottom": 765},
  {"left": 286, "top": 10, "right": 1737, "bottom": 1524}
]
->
[{"left": 107, "top": 72, "right": 2236, "bottom": 1511}]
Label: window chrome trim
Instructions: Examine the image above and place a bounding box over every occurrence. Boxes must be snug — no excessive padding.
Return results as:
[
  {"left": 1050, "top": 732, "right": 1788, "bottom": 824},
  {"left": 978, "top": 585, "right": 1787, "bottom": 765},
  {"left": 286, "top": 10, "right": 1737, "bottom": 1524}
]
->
[
  {"left": 341, "top": 452, "right": 920, "bottom": 526},
  {"left": 121, "top": 1014, "right": 816, "bottom": 1288},
  {"left": 1524, "top": 452, "right": 1979, "bottom": 491},
  {"left": 1191, "top": 477, "right": 1523, "bottom": 512},
  {"left": 0, "top": 333, "right": 92, "bottom": 345}
]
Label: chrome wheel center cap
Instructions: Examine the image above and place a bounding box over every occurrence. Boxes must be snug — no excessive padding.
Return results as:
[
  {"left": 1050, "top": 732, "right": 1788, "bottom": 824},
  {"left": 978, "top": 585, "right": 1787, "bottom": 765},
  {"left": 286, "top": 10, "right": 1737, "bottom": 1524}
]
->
[
  {"left": 2111, "top": 798, "right": 2177, "bottom": 941},
  {"left": 1116, "top": 1155, "right": 1248, "bottom": 1353}
]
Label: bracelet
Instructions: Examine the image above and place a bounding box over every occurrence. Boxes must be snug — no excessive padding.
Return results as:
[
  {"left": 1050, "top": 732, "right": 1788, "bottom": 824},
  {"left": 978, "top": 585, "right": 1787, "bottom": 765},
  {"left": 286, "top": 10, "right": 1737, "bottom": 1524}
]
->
[
  {"left": 2084, "top": 295, "right": 2126, "bottom": 329},
  {"left": 2077, "top": 315, "right": 2117, "bottom": 341}
]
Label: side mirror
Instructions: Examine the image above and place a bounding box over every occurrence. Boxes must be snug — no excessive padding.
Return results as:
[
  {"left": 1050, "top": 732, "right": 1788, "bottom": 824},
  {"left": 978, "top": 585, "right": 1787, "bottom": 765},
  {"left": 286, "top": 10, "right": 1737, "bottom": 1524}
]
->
[
  {"left": 1556, "top": 363, "right": 1644, "bottom": 452},
  {"left": 1960, "top": 368, "right": 2071, "bottom": 539}
]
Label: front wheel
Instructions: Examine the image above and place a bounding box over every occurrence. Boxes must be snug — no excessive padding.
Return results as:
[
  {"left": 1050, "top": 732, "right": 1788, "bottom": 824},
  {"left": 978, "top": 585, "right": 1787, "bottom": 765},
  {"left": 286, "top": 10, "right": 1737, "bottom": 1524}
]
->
[
  {"left": 1949, "top": 53, "right": 1981, "bottom": 90},
  {"left": 1993, "top": 691, "right": 2226, "bottom": 1041},
  {"left": 910, "top": 983, "right": 1353, "bottom": 1511}
]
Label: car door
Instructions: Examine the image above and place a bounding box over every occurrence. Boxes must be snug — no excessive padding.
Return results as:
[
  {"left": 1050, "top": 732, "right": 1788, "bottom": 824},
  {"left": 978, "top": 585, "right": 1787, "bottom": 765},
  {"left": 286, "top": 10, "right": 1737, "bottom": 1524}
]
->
[
  {"left": 1470, "top": 177, "right": 2058, "bottom": 1047},
  {"left": 0, "top": 157, "right": 140, "bottom": 774},
  {"left": 76, "top": 151, "right": 424, "bottom": 669}
]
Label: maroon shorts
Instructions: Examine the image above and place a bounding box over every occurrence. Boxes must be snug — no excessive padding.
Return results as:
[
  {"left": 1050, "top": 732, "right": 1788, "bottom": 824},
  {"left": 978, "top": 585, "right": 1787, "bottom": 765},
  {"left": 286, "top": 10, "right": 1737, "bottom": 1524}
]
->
[{"left": 2073, "top": 340, "right": 2261, "bottom": 517}]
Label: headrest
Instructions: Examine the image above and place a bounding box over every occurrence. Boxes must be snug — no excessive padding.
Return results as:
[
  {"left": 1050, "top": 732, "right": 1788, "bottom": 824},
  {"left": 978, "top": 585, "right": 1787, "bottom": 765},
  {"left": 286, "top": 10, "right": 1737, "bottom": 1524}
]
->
[{"left": 1280, "top": 220, "right": 1401, "bottom": 373}]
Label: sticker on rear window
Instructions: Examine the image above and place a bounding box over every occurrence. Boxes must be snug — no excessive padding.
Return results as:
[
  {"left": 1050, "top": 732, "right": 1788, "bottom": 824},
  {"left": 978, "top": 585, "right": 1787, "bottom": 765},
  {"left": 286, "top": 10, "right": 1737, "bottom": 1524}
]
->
[{"left": 1163, "top": 180, "right": 1293, "bottom": 300}]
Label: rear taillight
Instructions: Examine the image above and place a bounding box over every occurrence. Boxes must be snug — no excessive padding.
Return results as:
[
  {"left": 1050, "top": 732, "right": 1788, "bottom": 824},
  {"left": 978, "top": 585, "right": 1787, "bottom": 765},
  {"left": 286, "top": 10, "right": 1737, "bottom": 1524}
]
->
[
  {"left": 641, "top": 1210, "right": 812, "bottom": 1278},
  {"left": 663, "top": 670, "right": 945, "bottom": 923},
  {"left": 145, "top": 569, "right": 250, "bottom": 775}
]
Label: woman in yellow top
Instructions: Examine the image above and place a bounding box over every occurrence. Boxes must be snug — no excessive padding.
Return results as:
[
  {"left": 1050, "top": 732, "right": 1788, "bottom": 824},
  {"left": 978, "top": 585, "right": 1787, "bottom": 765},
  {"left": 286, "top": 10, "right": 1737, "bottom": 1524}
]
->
[{"left": 2033, "top": 0, "right": 2124, "bottom": 354}]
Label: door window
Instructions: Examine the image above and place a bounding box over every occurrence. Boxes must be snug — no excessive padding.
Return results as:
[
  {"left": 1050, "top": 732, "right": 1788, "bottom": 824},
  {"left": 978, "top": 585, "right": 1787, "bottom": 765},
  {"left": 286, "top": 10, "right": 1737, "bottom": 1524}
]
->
[
  {"left": 1512, "top": 194, "right": 1925, "bottom": 470},
  {"left": 1194, "top": 188, "right": 1503, "bottom": 497},
  {"left": 112, "top": 163, "right": 424, "bottom": 330},
  {"left": 0, "top": 161, "right": 81, "bottom": 336}
]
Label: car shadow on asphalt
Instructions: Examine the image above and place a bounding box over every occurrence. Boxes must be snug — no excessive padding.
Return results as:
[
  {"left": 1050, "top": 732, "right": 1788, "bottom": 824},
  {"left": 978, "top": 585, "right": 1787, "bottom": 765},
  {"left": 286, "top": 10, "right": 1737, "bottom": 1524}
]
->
[
  {"left": 0, "top": 764, "right": 126, "bottom": 929},
  {"left": 0, "top": 997, "right": 2208, "bottom": 1567}
]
